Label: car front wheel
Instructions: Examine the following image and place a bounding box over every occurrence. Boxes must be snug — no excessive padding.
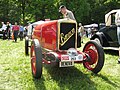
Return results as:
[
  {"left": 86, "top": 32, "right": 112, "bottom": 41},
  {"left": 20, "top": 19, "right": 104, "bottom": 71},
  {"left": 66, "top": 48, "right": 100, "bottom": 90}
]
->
[
  {"left": 83, "top": 40, "right": 104, "bottom": 74},
  {"left": 31, "top": 39, "right": 43, "bottom": 79}
]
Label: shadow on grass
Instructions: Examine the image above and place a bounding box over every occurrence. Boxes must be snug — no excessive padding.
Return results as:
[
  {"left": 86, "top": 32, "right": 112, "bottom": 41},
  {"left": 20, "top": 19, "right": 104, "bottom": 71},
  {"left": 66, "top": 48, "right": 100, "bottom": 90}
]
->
[
  {"left": 104, "top": 50, "right": 118, "bottom": 56},
  {"left": 95, "top": 74, "right": 120, "bottom": 88},
  {"left": 43, "top": 65, "right": 97, "bottom": 90},
  {"left": 32, "top": 64, "right": 120, "bottom": 90},
  {"left": 33, "top": 76, "right": 46, "bottom": 90}
]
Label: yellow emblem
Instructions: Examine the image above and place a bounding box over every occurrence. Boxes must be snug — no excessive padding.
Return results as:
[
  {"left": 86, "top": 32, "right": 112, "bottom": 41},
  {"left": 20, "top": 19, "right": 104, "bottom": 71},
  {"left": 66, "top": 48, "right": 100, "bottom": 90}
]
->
[{"left": 60, "top": 28, "right": 75, "bottom": 46}]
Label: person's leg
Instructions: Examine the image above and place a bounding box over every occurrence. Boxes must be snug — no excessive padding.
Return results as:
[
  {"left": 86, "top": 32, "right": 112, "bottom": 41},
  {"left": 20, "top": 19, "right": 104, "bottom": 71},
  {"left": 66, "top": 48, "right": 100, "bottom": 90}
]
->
[
  {"left": 3, "top": 30, "right": 6, "bottom": 40},
  {"left": 81, "top": 33, "right": 84, "bottom": 43},
  {"left": 16, "top": 31, "right": 18, "bottom": 42},
  {"left": 77, "top": 33, "right": 81, "bottom": 47},
  {"left": 81, "top": 36, "right": 83, "bottom": 43},
  {"left": 9, "top": 31, "right": 10, "bottom": 39},
  {"left": 19, "top": 31, "right": 21, "bottom": 40},
  {"left": 21, "top": 31, "right": 23, "bottom": 40},
  {"left": 14, "top": 31, "right": 17, "bottom": 42},
  {"left": 7, "top": 31, "right": 10, "bottom": 40},
  {"left": 7, "top": 31, "right": 8, "bottom": 39},
  {"left": 20, "top": 31, "right": 22, "bottom": 40},
  {"left": 13, "top": 31, "right": 15, "bottom": 41}
]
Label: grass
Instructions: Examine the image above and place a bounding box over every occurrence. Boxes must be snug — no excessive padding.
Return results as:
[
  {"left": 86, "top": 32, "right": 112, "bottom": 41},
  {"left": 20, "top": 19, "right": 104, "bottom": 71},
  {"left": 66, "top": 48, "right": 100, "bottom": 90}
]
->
[{"left": 0, "top": 38, "right": 120, "bottom": 90}]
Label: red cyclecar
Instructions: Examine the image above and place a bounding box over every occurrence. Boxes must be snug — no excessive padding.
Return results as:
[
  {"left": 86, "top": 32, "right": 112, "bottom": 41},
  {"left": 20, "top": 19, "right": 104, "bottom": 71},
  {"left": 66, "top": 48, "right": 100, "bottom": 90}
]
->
[{"left": 25, "top": 19, "right": 105, "bottom": 79}]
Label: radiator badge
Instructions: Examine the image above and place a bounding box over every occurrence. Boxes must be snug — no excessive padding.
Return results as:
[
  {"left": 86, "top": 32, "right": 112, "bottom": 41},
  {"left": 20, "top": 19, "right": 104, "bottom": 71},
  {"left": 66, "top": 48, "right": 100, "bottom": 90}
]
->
[{"left": 60, "top": 28, "right": 75, "bottom": 46}]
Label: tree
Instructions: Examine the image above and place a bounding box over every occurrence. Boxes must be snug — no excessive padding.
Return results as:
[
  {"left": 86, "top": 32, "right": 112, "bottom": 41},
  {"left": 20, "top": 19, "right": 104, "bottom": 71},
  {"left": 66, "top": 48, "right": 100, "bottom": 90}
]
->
[
  {"left": 25, "top": 0, "right": 60, "bottom": 22},
  {"left": 0, "top": 0, "right": 21, "bottom": 24},
  {"left": 87, "top": 0, "right": 120, "bottom": 24},
  {"left": 0, "top": 0, "right": 120, "bottom": 25}
]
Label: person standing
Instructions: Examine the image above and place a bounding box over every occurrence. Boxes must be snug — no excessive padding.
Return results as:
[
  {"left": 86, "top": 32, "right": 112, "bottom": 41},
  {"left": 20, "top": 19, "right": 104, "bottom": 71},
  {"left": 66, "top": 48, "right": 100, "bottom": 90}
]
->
[
  {"left": 115, "top": 11, "right": 120, "bottom": 63},
  {"left": 19, "top": 25, "right": 24, "bottom": 41},
  {"left": 59, "top": 5, "right": 76, "bottom": 20},
  {"left": 24, "top": 26, "right": 28, "bottom": 37},
  {"left": 12, "top": 22, "right": 19, "bottom": 42},
  {"left": 87, "top": 28, "right": 92, "bottom": 38},
  {"left": 1, "top": 22, "right": 7, "bottom": 40},
  {"left": 78, "top": 23, "right": 85, "bottom": 43},
  {"left": 6, "top": 22, "right": 11, "bottom": 40}
]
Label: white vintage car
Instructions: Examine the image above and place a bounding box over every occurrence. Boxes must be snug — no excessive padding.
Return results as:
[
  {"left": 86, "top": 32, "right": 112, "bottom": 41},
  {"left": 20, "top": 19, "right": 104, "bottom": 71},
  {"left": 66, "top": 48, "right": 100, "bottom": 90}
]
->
[
  {"left": 0, "top": 28, "right": 3, "bottom": 37},
  {"left": 27, "top": 21, "right": 44, "bottom": 38}
]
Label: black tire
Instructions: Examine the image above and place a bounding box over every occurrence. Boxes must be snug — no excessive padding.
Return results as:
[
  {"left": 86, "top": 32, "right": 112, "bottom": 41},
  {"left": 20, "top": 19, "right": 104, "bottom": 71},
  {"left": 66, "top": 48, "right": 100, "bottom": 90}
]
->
[
  {"left": 25, "top": 37, "right": 29, "bottom": 55},
  {"left": 94, "top": 37, "right": 102, "bottom": 46},
  {"left": 83, "top": 40, "right": 104, "bottom": 74},
  {"left": 31, "top": 39, "right": 42, "bottom": 79},
  {"left": 118, "top": 59, "right": 120, "bottom": 64}
]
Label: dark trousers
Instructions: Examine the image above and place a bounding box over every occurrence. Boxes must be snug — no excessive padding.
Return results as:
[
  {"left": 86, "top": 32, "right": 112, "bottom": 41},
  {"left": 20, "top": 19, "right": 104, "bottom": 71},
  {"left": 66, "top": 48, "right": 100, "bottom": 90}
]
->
[
  {"left": 19, "top": 31, "right": 24, "bottom": 40},
  {"left": 77, "top": 33, "right": 81, "bottom": 48},
  {"left": 13, "top": 30, "right": 18, "bottom": 42},
  {"left": 7, "top": 31, "right": 11, "bottom": 39},
  {"left": 3, "top": 30, "right": 6, "bottom": 40}
]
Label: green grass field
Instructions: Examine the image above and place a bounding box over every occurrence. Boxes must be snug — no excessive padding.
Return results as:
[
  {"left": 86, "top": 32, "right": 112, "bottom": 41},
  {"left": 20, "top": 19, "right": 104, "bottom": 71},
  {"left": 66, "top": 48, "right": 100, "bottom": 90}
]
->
[{"left": 0, "top": 38, "right": 120, "bottom": 90}]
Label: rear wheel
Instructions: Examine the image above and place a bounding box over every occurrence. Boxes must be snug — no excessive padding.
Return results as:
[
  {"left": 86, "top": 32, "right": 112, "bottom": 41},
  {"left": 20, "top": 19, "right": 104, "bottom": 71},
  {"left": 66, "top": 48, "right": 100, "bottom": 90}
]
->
[
  {"left": 94, "top": 37, "right": 102, "bottom": 46},
  {"left": 83, "top": 40, "right": 104, "bottom": 74},
  {"left": 25, "top": 37, "right": 29, "bottom": 55},
  {"left": 31, "top": 39, "right": 42, "bottom": 79},
  {"left": 118, "top": 59, "right": 120, "bottom": 64}
]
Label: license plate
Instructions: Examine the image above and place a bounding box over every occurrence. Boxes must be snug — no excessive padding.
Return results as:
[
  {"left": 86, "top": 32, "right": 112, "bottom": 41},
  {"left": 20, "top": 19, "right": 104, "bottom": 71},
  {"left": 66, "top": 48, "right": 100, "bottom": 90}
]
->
[{"left": 59, "top": 61, "right": 74, "bottom": 67}]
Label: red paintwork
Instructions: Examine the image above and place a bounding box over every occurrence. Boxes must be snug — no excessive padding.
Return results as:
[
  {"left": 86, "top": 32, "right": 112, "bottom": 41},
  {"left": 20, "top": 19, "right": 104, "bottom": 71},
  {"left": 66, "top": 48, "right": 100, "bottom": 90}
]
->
[
  {"left": 29, "top": 19, "right": 104, "bottom": 77},
  {"left": 32, "top": 20, "right": 88, "bottom": 64},
  {"left": 83, "top": 44, "right": 98, "bottom": 70},
  {"left": 33, "top": 20, "right": 58, "bottom": 51},
  {"left": 41, "top": 50, "right": 86, "bottom": 64},
  {"left": 31, "top": 20, "right": 89, "bottom": 64},
  {"left": 31, "top": 44, "right": 36, "bottom": 75},
  {"left": 42, "top": 58, "right": 51, "bottom": 64}
]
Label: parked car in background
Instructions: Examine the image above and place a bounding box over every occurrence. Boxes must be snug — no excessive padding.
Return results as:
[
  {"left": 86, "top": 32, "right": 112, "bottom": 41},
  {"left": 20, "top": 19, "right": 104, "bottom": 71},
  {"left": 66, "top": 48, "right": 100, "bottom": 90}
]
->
[
  {"left": 91, "top": 9, "right": 120, "bottom": 50},
  {"left": 27, "top": 21, "right": 44, "bottom": 38},
  {"left": 91, "top": 25, "right": 118, "bottom": 50},
  {"left": 0, "top": 24, "right": 12, "bottom": 39},
  {"left": 84, "top": 24, "right": 98, "bottom": 38},
  {"left": 0, "top": 28, "right": 7, "bottom": 38},
  {"left": 0, "top": 28, "right": 3, "bottom": 37}
]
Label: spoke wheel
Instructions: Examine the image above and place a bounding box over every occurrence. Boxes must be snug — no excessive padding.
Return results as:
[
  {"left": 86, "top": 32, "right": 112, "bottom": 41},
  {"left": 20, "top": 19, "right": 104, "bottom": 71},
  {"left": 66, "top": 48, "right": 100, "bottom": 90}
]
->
[
  {"left": 31, "top": 39, "right": 42, "bottom": 79},
  {"left": 83, "top": 40, "right": 104, "bottom": 74}
]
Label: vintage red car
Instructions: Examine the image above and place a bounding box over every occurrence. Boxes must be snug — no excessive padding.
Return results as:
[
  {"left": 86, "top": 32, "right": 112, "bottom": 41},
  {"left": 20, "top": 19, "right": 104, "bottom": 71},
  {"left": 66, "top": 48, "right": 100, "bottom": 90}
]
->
[{"left": 25, "top": 19, "right": 105, "bottom": 79}]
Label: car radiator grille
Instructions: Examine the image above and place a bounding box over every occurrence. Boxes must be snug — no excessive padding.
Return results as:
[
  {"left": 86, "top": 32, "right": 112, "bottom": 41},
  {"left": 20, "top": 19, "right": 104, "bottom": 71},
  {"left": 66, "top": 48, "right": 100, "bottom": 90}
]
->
[{"left": 59, "top": 23, "right": 76, "bottom": 50}]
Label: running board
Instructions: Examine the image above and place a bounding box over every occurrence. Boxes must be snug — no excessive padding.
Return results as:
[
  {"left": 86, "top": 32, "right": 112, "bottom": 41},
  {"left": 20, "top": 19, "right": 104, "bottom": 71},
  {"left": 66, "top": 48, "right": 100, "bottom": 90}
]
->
[{"left": 103, "top": 47, "right": 119, "bottom": 51}]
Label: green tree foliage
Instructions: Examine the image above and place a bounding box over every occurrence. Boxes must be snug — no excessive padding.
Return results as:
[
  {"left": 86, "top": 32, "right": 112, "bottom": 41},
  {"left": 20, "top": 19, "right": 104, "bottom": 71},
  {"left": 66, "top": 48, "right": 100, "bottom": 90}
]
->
[
  {"left": 26, "top": 0, "right": 59, "bottom": 21},
  {"left": 0, "top": 0, "right": 120, "bottom": 25},
  {"left": 87, "top": 0, "right": 120, "bottom": 24},
  {"left": 0, "top": 0, "right": 21, "bottom": 24}
]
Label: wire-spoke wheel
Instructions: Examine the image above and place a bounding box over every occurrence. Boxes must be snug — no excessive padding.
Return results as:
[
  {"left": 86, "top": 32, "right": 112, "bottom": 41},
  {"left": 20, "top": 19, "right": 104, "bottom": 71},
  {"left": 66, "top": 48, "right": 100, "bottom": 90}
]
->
[
  {"left": 83, "top": 40, "right": 104, "bottom": 74},
  {"left": 31, "top": 39, "right": 42, "bottom": 79}
]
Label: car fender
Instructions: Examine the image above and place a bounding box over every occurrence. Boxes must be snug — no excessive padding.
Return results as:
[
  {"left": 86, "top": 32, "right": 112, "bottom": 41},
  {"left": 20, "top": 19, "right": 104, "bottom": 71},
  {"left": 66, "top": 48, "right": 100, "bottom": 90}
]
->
[{"left": 91, "top": 32, "right": 109, "bottom": 46}]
